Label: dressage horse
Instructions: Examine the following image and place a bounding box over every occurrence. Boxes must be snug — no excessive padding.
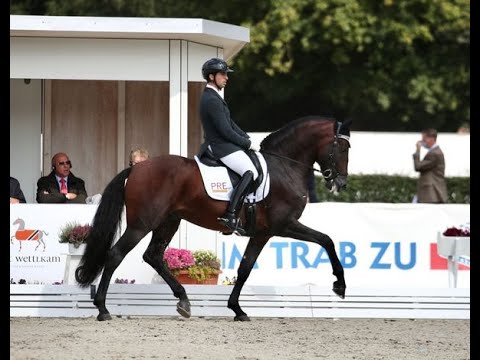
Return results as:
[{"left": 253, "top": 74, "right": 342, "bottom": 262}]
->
[{"left": 76, "top": 116, "right": 352, "bottom": 321}]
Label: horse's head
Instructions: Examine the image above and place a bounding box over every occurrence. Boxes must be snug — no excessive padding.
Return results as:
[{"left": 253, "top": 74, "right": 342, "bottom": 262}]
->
[{"left": 317, "top": 119, "right": 351, "bottom": 194}]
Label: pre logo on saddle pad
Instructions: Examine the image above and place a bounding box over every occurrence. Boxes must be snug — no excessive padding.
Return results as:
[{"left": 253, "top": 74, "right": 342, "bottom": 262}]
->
[{"left": 194, "top": 155, "right": 270, "bottom": 202}]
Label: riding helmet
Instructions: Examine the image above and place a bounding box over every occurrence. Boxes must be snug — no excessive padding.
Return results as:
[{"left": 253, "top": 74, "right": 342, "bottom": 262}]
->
[{"left": 202, "top": 58, "right": 234, "bottom": 81}]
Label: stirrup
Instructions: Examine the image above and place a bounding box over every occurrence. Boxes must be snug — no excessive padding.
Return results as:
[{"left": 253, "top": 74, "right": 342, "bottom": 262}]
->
[{"left": 217, "top": 216, "right": 247, "bottom": 236}]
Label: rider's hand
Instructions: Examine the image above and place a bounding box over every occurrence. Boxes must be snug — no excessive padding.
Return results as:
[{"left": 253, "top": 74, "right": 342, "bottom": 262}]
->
[{"left": 249, "top": 140, "right": 261, "bottom": 152}]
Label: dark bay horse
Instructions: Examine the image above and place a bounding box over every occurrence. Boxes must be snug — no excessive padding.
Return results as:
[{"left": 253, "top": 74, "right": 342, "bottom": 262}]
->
[{"left": 76, "top": 116, "right": 352, "bottom": 321}]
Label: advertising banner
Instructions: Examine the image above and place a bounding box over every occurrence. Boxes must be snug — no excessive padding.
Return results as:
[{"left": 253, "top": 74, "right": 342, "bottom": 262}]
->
[
  {"left": 217, "top": 203, "right": 470, "bottom": 289},
  {"left": 10, "top": 203, "right": 469, "bottom": 288}
]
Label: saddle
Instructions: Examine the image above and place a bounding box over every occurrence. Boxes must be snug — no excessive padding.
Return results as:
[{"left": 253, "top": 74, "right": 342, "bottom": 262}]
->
[{"left": 194, "top": 148, "right": 271, "bottom": 236}]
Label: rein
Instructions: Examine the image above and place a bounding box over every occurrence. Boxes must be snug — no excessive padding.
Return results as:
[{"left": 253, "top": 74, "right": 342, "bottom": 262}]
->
[
  {"left": 260, "top": 121, "right": 347, "bottom": 180},
  {"left": 260, "top": 150, "right": 322, "bottom": 174}
]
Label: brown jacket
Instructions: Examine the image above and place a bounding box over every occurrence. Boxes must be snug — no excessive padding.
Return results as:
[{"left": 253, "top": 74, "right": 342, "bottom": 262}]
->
[{"left": 413, "top": 146, "right": 448, "bottom": 203}]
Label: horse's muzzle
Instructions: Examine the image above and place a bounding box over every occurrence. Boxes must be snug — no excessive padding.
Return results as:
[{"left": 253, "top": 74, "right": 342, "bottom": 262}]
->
[
  {"left": 325, "top": 175, "right": 347, "bottom": 194},
  {"left": 334, "top": 175, "right": 348, "bottom": 192}
]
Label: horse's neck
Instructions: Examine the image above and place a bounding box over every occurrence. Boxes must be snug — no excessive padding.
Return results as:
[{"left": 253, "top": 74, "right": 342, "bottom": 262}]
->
[{"left": 270, "top": 137, "right": 318, "bottom": 166}]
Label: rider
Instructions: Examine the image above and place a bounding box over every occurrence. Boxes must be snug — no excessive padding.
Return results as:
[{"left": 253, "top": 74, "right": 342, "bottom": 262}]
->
[{"left": 198, "top": 58, "right": 260, "bottom": 235}]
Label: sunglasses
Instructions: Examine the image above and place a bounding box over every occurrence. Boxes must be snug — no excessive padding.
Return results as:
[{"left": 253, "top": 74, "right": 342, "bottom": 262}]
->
[{"left": 57, "top": 161, "right": 71, "bottom": 166}]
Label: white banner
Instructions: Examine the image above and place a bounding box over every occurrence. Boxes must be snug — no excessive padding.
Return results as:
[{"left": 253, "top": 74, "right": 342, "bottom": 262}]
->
[
  {"left": 10, "top": 203, "right": 470, "bottom": 288},
  {"left": 10, "top": 205, "right": 97, "bottom": 284}
]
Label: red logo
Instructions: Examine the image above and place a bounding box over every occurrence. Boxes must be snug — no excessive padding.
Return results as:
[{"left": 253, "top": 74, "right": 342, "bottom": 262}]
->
[
  {"left": 10, "top": 218, "right": 48, "bottom": 252},
  {"left": 429, "top": 243, "right": 469, "bottom": 270}
]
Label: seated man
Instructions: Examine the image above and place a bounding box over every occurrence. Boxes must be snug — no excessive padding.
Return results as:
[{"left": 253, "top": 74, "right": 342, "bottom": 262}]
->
[
  {"left": 36, "top": 152, "right": 88, "bottom": 203},
  {"left": 10, "top": 176, "right": 27, "bottom": 203}
]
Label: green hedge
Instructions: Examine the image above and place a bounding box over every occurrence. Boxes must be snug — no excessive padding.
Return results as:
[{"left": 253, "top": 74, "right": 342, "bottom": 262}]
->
[{"left": 313, "top": 175, "right": 470, "bottom": 204}]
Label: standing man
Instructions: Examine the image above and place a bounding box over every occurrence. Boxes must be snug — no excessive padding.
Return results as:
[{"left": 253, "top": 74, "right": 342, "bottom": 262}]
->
[
  {"left": 412, "top": 128, "right": 448, "bottom": 203},
  {"left": 197, "top": 58, "right": 261, "bottom": 235},
  {"left": 36, "top": 152, "right": 88, "bottom": 203}
]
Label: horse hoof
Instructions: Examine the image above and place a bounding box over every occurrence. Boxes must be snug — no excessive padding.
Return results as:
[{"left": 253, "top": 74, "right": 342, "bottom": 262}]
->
[
  {"left": 332, "top": 286, "right": 346, "bottom": 299},
  {"left": 234, "top": 314, "right": 251, "bottom": 322},
  {"left": 97, "top": 313, "right": 112, "bottom": 321},
  {"left": 176, "top": 301, "right": 191, "bottom": 318}
]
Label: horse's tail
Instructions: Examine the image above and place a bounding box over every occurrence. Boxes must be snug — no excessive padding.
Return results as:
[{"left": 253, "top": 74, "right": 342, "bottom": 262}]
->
[{"left": 75, "top": 167, "right": 132, "bottom": 287}]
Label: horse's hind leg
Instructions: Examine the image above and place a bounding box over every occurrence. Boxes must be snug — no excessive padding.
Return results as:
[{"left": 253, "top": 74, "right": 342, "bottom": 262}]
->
[
  {"left": 142, "top": 215, "right": 191, "bottom": 318},
  {"left": 94, "top": 227, "right": 149, "bottom": 321},
  {"left": 34, "top": 238, "right": 45, "bottom": 252},
  {"left": 228, "top": 235, "right": 270, "bottom": 321},
  {"left": 281, "top": 220, "right": 346, "bottom": 298}
]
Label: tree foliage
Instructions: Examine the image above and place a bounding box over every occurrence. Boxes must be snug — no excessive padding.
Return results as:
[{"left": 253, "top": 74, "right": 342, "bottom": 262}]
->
[{"left": 10, "top": 0, "right": 469, "bottom": 132}]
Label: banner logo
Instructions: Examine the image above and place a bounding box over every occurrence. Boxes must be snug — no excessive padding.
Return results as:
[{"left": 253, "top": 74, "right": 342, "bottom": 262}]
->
[
  {"left": 10, "top": 218, "right": 48, "bottom": 252},
  {"left": 429, "top": 243, "right": 469, "bottom": 270}
]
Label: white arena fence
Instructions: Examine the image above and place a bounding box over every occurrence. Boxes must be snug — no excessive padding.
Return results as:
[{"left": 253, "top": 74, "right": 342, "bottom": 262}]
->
[
  {"left": 10, "top": 284, "right": 469, "bottom": 320},
  {"left": 249, "top": 131, "right": 470, "bottom": 177}
]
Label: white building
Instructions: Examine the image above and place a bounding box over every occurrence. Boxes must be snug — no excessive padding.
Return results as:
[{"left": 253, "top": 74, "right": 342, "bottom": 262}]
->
[{"left": 10, "top": 15, "right": 249, "bottom": 202}]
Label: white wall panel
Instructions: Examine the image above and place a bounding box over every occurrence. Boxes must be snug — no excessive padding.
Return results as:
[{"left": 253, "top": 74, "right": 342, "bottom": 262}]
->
[
  {"left": 187, "top": 42, "right": 219, "bottom": 82},
  {"left": 169, "top": 41, "right": 181, "bottom": 156},
  {"left": 248, "top": 131, "right": 470, "bottom": 177},
  {"left": 10, "top": 37, "right": 170, "bottom": 81},
  {"left": 10, "top": 79, "right": 42, "bottom": 203}
]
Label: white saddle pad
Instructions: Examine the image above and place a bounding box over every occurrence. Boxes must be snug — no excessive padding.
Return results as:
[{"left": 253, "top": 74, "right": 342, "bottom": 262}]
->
[{"left": 194, "top": 153, "right": 270, "bottom": 202}]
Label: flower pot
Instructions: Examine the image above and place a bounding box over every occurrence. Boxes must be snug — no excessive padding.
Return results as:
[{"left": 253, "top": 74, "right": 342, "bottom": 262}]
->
[
  {"left": 68, "top": 243, "right": 86, "bottom": 255},
  {"left": 175, "top": 269, "right": 221, "bottom": 285},
  {"left": 63, "top": 243, "right": 87, "bottom": 285}
]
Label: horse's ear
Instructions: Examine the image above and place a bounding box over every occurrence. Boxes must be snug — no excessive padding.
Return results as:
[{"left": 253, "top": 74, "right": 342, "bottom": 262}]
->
[
  {"left": 342, "top": 117, "right": 353, "bottom": 129},
  {"left": 338, "top": 118, "right": 352, "bottom": 137}
]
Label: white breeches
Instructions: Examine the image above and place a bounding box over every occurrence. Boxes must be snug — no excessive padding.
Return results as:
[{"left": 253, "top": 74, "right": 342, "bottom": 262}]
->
[{"left": 220, "top": 150, "right": 259, "bottom": 180}]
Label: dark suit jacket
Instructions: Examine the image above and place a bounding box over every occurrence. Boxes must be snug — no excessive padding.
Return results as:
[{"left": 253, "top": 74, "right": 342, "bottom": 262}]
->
[
  {"left": 413, "top": 146, "right": 448, "bottom": 203},
  {"left": 10, "top": 177, "right": 26, "bottom": 203},
  {"left": 36, "top": 171, "right": 88, "bottom": 204},
  {"left": 198, "top": 87, "right": 251, "bottom": 159}
]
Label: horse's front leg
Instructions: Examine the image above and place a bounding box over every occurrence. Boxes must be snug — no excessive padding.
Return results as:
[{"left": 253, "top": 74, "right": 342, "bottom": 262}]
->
[
  {"left": 280, "top": 220, "right": 346, "bottom": 298},
  {"left": 228, "top": 235, "right": 270, "bottom": 321},
  {"left": 142, "top": 216, "right": 191, "bottom": 318}
]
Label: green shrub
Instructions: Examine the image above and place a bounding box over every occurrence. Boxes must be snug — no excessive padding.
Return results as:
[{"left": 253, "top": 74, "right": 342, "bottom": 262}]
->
[{"left": 313, "top": 175, "right": 469, "bottom": 204}]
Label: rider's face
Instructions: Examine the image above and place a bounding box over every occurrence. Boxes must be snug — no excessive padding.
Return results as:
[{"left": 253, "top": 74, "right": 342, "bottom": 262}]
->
[{"left": 213, "top": 72, "right": 228, "bottom": 89}]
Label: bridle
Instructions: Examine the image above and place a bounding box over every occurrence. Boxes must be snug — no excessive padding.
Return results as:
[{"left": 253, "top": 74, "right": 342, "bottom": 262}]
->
[{"left": 319, "top": 122, "right": 350, "bottom": 183}]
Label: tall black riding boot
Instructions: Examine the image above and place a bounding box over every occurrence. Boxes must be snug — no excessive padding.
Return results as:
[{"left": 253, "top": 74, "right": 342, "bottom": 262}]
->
[{"left": 218, "top": 170, "right": 254, "bottom": 236}]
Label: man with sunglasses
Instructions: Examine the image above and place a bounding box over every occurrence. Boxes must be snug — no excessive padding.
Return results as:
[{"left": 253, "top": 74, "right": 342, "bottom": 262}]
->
[{"left": 36, "top": 152, "right": 88, "bottom": 203}]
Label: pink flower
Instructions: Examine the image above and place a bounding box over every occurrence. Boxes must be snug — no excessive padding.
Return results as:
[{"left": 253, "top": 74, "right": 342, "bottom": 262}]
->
[{"left": 163, "top": 248, "right": 195, "bottom": 270}]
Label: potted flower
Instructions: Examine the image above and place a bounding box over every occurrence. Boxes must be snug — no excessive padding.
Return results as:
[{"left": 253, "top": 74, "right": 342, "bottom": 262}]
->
[
  {"left": 58, "top": 221, "right": 92, "bottom": 254},
  {"left": 442, "top": 225, "right": 470, "bottom": 237},
  {"left": 163, "top": 247, "right": 221, "bottom": 285}
]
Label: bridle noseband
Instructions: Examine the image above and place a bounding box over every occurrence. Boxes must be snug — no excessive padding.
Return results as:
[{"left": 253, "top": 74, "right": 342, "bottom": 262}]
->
[{"left": 319, "top": 122, "right": 350, "bottom": 183}]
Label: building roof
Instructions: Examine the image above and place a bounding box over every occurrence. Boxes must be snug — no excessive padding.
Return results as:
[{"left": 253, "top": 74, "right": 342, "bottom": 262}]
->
[{"left": 10, "top": 15, "right": 250, "bottom": 60}]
